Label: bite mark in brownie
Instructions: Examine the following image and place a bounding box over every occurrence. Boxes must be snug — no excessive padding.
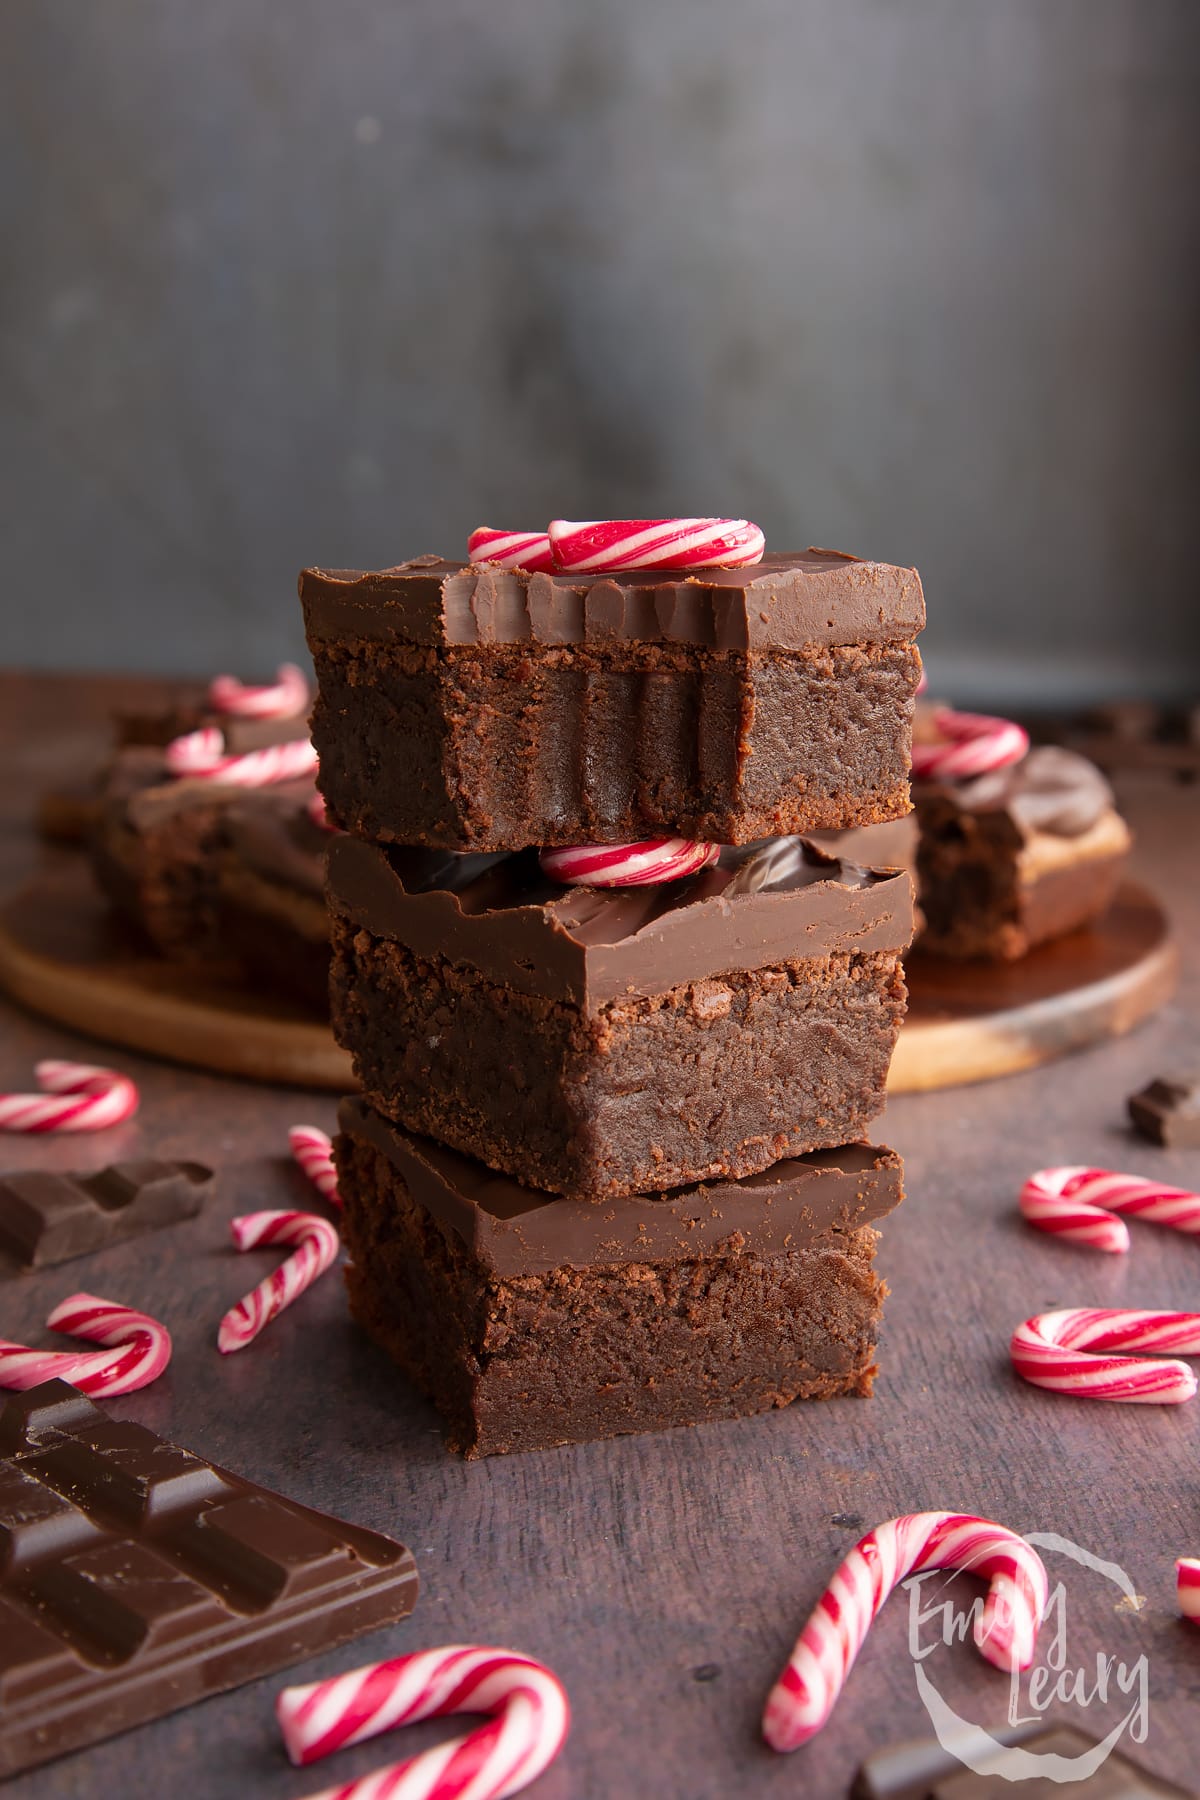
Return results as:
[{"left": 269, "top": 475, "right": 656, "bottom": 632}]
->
[{"left": 300, "top": 552, "right": 925, "bottom": 849}]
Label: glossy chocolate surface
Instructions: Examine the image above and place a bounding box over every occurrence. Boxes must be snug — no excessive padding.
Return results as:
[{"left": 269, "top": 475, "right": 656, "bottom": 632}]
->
[
  {"left": 300, "top": 549, "right": 925, "bottom": 651},
  {"left": 0, "top": 1382, "right": 418, "bottom": 1778},
  {"left": 327, "top": 835, "right": 915, "bottom": 1009}
]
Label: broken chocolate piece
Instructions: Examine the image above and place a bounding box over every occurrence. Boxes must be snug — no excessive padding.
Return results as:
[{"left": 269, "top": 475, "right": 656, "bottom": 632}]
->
[
  {"left": 1128, "top": 1075, "right": 1200, "bottom": 1149},
  {"left": 853, "top": 1722, "right": 1192, "bottom": 1798},
  {"left": 0, "top": 1161, "right": 214, "bottom": 1273},
  {"left": 0, "top": 1380, "right": 418, "bottom": 1778}
]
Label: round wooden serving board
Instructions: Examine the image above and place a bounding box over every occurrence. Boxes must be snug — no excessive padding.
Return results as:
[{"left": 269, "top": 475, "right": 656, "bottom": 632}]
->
[
  {"left": 0, "top": 858, "right": 353, "bottom": 1090},
  {"left": 0, "top": 860, "right": 1178, "bottom": 1094}
]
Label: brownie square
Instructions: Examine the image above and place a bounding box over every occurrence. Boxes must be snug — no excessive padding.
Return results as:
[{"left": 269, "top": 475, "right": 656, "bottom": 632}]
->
[
  {"left": 216, "top": 792, "right": 333, "bottom": 1011},
  {"left": 90, "top": 747, "right": 316, "bottom": 964},
  {"left": 337, "top": 1098, "right": 904, "bottom": 1458},
  {"left": 327, "top": 835, "right": 913, "bottom": 1198},
  {"left": 300, "top": 550, "right": 925, "bottom": 850},
  {"left": 916, "top": 747, "right": 1132, "bottom": 960}
]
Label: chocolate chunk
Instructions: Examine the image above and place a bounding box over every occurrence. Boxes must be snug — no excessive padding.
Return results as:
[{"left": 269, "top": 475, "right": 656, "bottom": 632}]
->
[
  {"left": 854, "top": 1723, "right": 1192, "bottom": 1799},
  {"left": 1128, "top": 1075, "right": 1200, "bottom": 1148},
  {"left": 0, "top": 1160, "right": 214, "bottom": 1272},
  {"left": 0, "top": 1380, "right": 418, "bottom": 1778}
]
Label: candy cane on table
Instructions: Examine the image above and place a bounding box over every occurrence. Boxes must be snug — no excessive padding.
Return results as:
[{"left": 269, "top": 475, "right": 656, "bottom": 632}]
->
[
  {"left": 762, "top": 1512, "right": 1048, "bottom": 1753},
  {"left": 0, "top": 1060, "right": 139, "bottom": 1133},
  {"left": 217, "top": 1210, "right": 340, "bottom": 1353},
  {"left": 466, "top": 528, "right": 556, "bottom": 572},
  {"left": 1178, "top": 1559, "right": 1200, "bottom": 1624},
  {"left": 910, "top": 707, "right": 1030, "bottom": 781},
  {"left": 289, "top": 1126, "right": 341, "bottom": 1208},
  {"left": 540, "top": 839, "right": 720, "bottom": 887},
  {"left": 276, "top": 1645, "right": 570, "bottom": 1800},
  {"left": 1020, "top": 1166, "right": 1200, "bottom": 1256},
  {"left": 208, "top": 662, "right": 310, "bottom": 720},
  {"left": 164, "top": 728, "right": 319, "bottom": 787},
  {"left": 548, "top": 517, "right": 765, "bottom": 572},
  {"left": 0, "top": 1293, "right": 171, "bottom": 1396},
  {"left": 1010, "top": 1308, "right": 1200, "bottom": 1403}
]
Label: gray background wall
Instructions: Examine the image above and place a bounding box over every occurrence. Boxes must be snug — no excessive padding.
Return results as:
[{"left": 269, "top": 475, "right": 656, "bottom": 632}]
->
[{"left": 3, "top": 0, "right": 1198, "bottom": 704}]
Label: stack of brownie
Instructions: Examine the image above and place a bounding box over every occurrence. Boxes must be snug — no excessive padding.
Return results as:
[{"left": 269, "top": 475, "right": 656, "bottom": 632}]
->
[
  {"left": 301, "top": 546, "right": 925, "bottom": 1456},
  {"left": 89, "top": 675, "right": 335, "bottom": 1007}
]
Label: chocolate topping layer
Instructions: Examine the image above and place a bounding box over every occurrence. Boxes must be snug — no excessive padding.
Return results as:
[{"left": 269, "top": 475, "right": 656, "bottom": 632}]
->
[
  {"left": 326, "top": 835, "right": 915, "bottom": 1009},
  {"left": 923, "top": 745, "right": 1115, "bottom": 838},
  {"left": 340, "top": 1098, "right": 902, "bottom": 1275},
  {"left": 300, "top": 549, "right": 925, "bottom": 651},
  {"left": 99, "top": 747, "right": 316, "bottom": 833}
]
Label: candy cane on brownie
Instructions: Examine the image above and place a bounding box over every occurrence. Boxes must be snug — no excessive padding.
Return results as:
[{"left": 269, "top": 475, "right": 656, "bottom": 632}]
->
[
  {"left": 208, "top": 663, "right": 310, "bottom": 720},
  {"left": 0, "top": 1061, "right": 139, "bottom": 1133},
  {"left": 1011, "top": 1308, "right": 1200, "bottom": 1403},
  {"left": 910, "top": 708, "right": 1030, "bottom": 781},
  {"left": 276, "top": 1644, "right": 570, "bottom": 1800},
  {"left": 289, "top": 1126, "right": 341, "bottom": 1208},
  {"left": 0, "top": 1293, "right": 171, "bottom": 1396},
  {"left": 1020, "top": 1166, "right": 1200, "bottom": 1256},
  {"left": 217, "top": 1210, "right": 339, "bottom": 1353},
  {"left": 548, "top": 517, "right": 765, "bottom": 572},
  {"left": 762, "top": 1512, "right": 1048, "bottom": 1752},
  {"left": 540, "top": 839, "right": 720, "bottom": 887},
  {"left": 466, "top": 528, "right": 556, "bottom": 572},
  {"left": 164, "top": 728, "right": 318, "bottom": 787},
  {"left": 1178, "top": 1559, "right": 1200, "bottom": 1624}
]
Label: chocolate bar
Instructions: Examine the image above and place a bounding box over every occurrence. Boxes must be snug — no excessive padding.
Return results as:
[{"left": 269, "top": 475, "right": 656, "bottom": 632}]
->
[
  {"left": 853, "top": 1722, "right": 1192, "bottom": 1799},
  {"left": 0, "top": 1160, "right": 213, "bottom": 1273},
  {"left": 0, "top": 1381, "right": 418, "bottom": 1777},
  {"left": 1128, "top": 1075, "right": 1200, "bottom": 1149}
]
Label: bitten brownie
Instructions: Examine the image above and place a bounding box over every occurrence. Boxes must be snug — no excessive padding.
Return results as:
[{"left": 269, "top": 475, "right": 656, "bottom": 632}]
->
[
  {"left": 328, "top": 835, "right": 914, "bottom": 1199},
  {"left": 337, "top": 1098, "right": 904, "bottom": 1458},
  {"left": 300, "top": 549, "right": 925, "bottom": 850},
  {"left": 915, "top": 746, "right": 1131, "bottom": 960}
]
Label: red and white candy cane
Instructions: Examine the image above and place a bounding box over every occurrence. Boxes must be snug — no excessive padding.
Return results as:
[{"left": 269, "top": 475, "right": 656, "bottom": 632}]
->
[
  {"left": 208, "top": 662, "right": 309, "bottom": 720},
  {"left": 1178, "top": 1559, "right": 1200, "bottom": 1624},
  {"left": 0, "top": 1293, "right": 171, "bottom": 1396},
  {"left": 0, "top": 1060, "right": 139, "bottom": 1133},
  {"left": 762, "top": 1512, "right": 1048, "bottom": 1752},
  {"left": 910, "top": 707, "right": 1029, "bottom": 781},
  {"left": 217, "top": 1210, "right": 339, "bottom": 1353},
  {"left": 1020, "top": 1166, "right": 1200, "bottom": 1256},
  {"left": 289, "top": 1126, "right": 341, "bottom": 1208},
  {"left": 1011, "top": 1308, "right": 1200, "bottom": 1403},
  {"left": 540, "top": 839, "right": 720, "bottom": 887},
  {"left": 466, "top": 527, "right": 556, "bottom": 572},
  {"left": 548, "top": 517, "right": 765, "bottom": 572},
  {"left": 276, "top": 1644, "right": 570, "bottom": 1800},
  {"left": 164, "top": 728, "right": 318, "bottom": 787}
]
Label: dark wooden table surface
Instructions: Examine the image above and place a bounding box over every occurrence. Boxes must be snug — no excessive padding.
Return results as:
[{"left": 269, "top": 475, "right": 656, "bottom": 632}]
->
[{"left": 1, "top": 674, "right": 1198, "bottom": 1799}]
